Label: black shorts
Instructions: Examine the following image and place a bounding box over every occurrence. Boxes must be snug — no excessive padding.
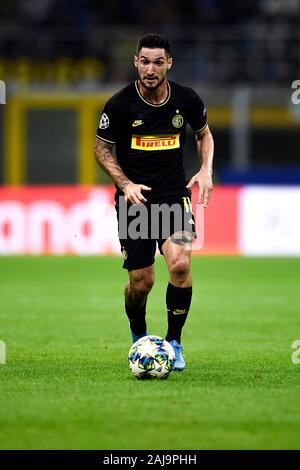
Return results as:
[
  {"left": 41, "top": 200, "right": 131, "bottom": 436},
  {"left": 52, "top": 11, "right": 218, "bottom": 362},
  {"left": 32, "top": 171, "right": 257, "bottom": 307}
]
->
[{"left": 115, "top": 196, "right": 196, "bottom": 271}]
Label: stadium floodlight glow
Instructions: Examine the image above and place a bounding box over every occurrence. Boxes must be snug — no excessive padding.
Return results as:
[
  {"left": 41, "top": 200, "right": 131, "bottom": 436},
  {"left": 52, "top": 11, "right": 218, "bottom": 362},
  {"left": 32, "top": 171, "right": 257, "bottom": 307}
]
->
[{"left": 0, "top": 80, "right": 6, "bottom": 104}]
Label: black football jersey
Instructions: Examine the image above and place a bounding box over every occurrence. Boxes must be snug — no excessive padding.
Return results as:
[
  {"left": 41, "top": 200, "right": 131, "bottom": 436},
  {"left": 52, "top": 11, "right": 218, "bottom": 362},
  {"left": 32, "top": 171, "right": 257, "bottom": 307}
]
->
[{"left": 96, "top": 80, "right": 207, "bottom": 203}]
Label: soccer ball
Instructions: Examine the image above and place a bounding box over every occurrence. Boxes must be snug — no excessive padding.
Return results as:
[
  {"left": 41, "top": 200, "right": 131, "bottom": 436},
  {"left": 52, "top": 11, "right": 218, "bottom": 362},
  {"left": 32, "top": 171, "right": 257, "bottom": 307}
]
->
[{"left": 128, "top": 335, "right": 175, "bottom": 380}]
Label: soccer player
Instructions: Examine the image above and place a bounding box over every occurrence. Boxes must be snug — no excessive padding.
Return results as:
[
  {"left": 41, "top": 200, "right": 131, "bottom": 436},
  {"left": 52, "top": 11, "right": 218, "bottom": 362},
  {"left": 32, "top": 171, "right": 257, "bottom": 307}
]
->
[{"left": 95, "top": 34, "right": 214, "bottom": 371}]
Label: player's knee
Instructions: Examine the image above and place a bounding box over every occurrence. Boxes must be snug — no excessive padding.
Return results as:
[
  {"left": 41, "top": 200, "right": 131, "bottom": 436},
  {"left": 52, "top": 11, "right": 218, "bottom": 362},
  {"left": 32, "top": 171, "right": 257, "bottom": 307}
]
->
[
  {"left": 169, "top": 258, "right": 190, "bottom": 279},
  {"left": 131, "top": 273, "right": 154, "bottom": 295}
]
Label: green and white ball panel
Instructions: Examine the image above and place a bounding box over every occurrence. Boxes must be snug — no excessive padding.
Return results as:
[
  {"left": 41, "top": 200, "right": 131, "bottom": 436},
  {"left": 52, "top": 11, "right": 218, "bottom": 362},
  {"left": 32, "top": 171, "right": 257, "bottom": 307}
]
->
[{"left": 128, "top": 335, "right": 175, "bottom": 380}]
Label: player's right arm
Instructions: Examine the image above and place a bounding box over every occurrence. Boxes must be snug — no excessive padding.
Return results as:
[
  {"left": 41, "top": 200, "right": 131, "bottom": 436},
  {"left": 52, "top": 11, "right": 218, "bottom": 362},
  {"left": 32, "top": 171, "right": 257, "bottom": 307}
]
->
[{"left": 94, "top": 138, "right": 151, "bottom": 204}]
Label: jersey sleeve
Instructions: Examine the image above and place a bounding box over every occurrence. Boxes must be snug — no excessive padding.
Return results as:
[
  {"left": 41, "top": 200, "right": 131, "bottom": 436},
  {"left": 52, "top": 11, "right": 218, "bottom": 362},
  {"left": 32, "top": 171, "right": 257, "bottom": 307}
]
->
[
  {"left": 186, "top": 90, "right": 208, "bottom": 133},
  {"left": 96, "top": 98, "right": 119, "bottom": 144}
]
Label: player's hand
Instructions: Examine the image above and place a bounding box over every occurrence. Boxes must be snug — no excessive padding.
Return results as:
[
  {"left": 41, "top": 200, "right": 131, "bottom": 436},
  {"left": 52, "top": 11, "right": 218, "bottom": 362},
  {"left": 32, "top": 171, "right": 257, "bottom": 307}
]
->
[
  {"left": 122, "top": 182, "right": 152, "bottom": 204},
  {"left": 186, "top": 167, "right": 213, "bottom": 207}
]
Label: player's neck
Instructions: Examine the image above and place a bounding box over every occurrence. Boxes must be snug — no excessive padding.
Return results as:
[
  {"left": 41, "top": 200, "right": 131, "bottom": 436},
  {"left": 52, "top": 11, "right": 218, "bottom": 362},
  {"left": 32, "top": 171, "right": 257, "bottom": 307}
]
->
[{"left": 137, "top": 79, "right": 169, "bottom": 105}]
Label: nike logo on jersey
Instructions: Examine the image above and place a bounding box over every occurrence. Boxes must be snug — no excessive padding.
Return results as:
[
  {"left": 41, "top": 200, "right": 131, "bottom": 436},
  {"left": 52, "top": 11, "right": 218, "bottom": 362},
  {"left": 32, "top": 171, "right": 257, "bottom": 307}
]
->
[{"left": 132, "top": 120, "right": 144, "bottom": 127}]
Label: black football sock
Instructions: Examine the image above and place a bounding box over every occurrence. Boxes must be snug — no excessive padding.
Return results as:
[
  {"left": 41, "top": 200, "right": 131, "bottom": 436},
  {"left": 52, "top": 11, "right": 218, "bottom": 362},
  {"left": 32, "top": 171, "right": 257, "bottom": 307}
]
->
[
  {"left": 125, "top": 302, "right": 147, "bottom": 336},
  {"left": 165, "top": 282, "right": 192, "bottom": 344}
]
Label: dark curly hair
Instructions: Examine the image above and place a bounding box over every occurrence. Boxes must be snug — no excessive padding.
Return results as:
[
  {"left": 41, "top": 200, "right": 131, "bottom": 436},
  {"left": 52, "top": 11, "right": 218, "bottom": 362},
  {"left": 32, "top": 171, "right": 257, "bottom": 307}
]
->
[{"left": 136, "top": 34, "right": 171, "bottom": 55}]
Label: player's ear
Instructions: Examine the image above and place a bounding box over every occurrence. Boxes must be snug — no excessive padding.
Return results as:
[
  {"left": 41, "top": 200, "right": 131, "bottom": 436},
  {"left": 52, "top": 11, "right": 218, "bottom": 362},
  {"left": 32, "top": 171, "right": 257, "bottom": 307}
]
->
[
  {"left": 167, "top": 57, "right": 173, "bottom": 70},
  {"left": 134, "top": 55, "right": 138, "bottom": 68}
]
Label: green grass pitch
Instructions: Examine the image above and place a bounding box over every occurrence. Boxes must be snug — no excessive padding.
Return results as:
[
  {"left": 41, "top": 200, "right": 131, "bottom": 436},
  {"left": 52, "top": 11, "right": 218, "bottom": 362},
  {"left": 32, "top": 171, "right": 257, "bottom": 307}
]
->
[{"left": 0, "top": 255, "right": 300, "bottom": 450}]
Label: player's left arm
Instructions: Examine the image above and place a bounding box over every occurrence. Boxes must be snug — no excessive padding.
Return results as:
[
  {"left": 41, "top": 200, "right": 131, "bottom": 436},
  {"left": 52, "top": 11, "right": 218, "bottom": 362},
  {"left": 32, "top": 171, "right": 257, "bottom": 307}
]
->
[{"left": 186, "top": 125, "right": 214, "bottom": 208}]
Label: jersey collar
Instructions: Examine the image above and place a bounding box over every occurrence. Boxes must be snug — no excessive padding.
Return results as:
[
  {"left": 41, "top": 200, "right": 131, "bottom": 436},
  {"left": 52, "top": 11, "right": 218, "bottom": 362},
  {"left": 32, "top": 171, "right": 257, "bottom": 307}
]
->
[{"left": 135, "top": 80, "right": 171, "bottom": 107}]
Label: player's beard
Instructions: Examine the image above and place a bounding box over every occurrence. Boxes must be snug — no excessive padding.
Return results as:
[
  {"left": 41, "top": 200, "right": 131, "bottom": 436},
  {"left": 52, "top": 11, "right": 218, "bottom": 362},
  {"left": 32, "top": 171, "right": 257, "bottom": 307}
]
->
[{"left": 138, "top": 72, "right": 167, "bottom": 91}]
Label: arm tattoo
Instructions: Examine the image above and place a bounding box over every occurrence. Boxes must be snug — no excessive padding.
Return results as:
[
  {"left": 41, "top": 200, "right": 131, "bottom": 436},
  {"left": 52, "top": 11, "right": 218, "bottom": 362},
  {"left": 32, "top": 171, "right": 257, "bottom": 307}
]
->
[{"left": 94, "top": 139, "right": 131, "bottom": 189}]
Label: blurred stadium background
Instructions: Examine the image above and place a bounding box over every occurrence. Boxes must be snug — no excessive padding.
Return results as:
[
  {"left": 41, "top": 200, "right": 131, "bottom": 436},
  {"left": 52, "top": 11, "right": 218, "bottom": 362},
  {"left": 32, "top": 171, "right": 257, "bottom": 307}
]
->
[
  {"left": 1, "top": 0, "right": 300, "bottom": 255},
  {"left": 1, "top": 0, "right": 300, "bottom": 452}
]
